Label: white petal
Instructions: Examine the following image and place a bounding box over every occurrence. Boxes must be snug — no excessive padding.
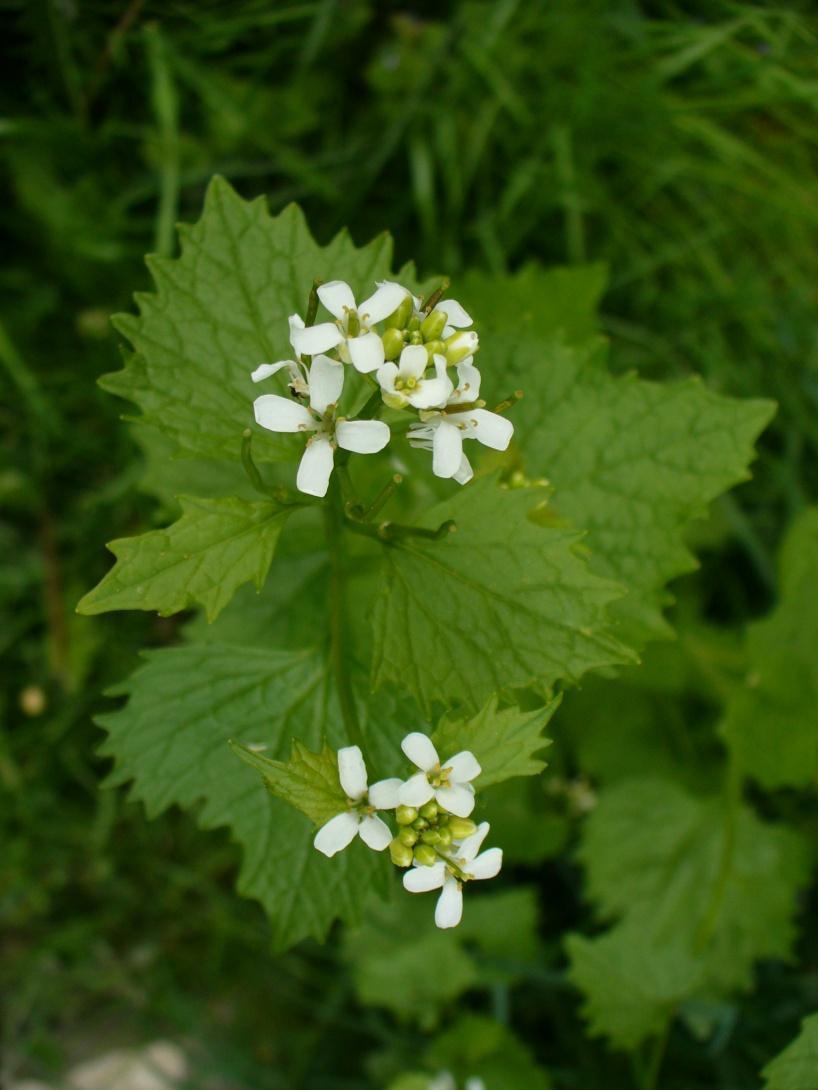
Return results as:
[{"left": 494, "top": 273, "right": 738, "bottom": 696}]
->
[
  {"left": 360, "top": 281, "right": 410, "bottom": 324},
  {"left": 337, "top": 744, "right": 367, "bottom": 799},
  {"left": 398, "top": 771, "right": 435, "bottom": 807},
  {"left": 429, "top": 1075, "right": 457, "bottom": 1090},
  {"left": 336, "top": 419, "right": 390, "bottom": 454},
  {"left": 454, "top": 361, "right": 482, "bottom": 401},
  {"left": 435, "top": 783, "right": 476, "bottom": 818},
  {"left": 348, "top": 331, "right": 385, "bottom": 374},
  {"left": 457, "top": 821, "right": 490, "bottom": 862},
  {"left": 408, "top": 376, "right": 452, "bottom": 410},
  {"left": 288, "top": 313, "right": 305, "bottom": 349},
  {"left": 398, "top": 344, "right": 429, "bottom": 381},
  {"left": 453, "top": 451, "right": 474, "bottom": 486},
  {"left": 465, "top": 1079, "right": 486, "bottom": 1090},
  {"left": 403, "top": 862, "right": 447, "bottom": 893},
  {"left": 455, "top": 408, "right": 513, "bottom": 451},
  {"left": 401, "top": 731, "right": 439, "bottom": 772},
  {"left": 432, "top": 420, "right": 464, "bottom": 479},
  {"left": 317, "top": 280, "right": 356, "bottom": 320},
  {"left": 308, "top": 354, "right": 344, "bottom": 414},
  {"left": 296, "top": 435, "right": 335, "bottom": 497},
  {"left": 358, "top": 814, "right": 393, "bottom": 852},
  {"left": 251, "top": 360, "right": 294, "bottom": 383},
  {"left": 368, "top": 777, "right": 403, "bottom": 810},
  {"left": 468, "top": 847, "right": 503, "bottom": 880},
  {"left": 291, "top": 321, "right": 343, "bottom": 357},
  {"left": 435, "top": 298, "right": 472, "bottom": 328},
  {"left": 377, "top": 361, "right": 399, "bottom": 394},
  {"left": 313, "top": 811, "right": 358, "bottom": 857},
  {"left": 435, "top": 876, "right": 463, "bottom": 929},
  {"left": 254, "top": 394, "right": 315, "bottom": 433},
  {"left": 444, "top": 750, "right": 481, "bottom": 785}
]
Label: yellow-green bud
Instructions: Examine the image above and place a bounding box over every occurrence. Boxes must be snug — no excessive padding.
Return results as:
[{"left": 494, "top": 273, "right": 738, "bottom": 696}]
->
[
  {"left": 419, "top": 800, "right": 438, "bottom": 820},
  {"left": 421, "top": 829, "right": 441, "bottom": 845},
  {"left": 396, "top": 805, "right": 418, "bottom": 825},
  {"left": 420, "top": 309, "right": 448, "bottom": 341},
  {"left": 384, "top": 295, "right": 413, "bottom": 330},
  {"left": 413, "top": 843, "right": 438, "bottom": 867},
  {"left": 445, "top": 330, "right": 479, "bottom": 365},
  {"left": 398, "top": 827, "right": 418, "bottom": 847},
  {"left": 437, "top": 826, "right": 453, "bottom": 847},
  {"left": 413, "top": 817, "right": 429, "bottom": 830},
  {"left": 381, "top": 327, "right": 405, "bottom": 361},
  {"left": 448, "top": 817, "right": 478, "bottom": 839},
  {"left": 407, "top": 316, "right": 422, "bottom": 333},
  {"left": 390, "top": 838, "right": 414, "bottom": 868},
  {"left": 424, "top": 339, "right": 446, "bottom": 361}
]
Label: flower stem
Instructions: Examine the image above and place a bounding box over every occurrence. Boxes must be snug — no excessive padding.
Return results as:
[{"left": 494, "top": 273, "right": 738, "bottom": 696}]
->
[{"left": 324, "top": 477, "right": 364, "bottom": 749}]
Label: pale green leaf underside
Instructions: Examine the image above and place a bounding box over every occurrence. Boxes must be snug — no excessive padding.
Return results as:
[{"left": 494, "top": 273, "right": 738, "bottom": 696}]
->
[
  {"left": 433, "top": 695, "right": 558, "bottom": 788},
  {"left": 78, "top": 495, "right": 291, "bottom": 621},
  {"left": 722, "top": 508, "right": 818, "bottom": 788},
  {"left": 568, "top": 777, "right": 810, "bottom": 1048},
  {"left": 98, "top": 644, "right": 388, "bottom": 950},
  {"left": 232, "top": 740, "right": 346, "bottom": 827},
  {"left": 372, "top": 476, "right": 636, "bottom": 715},
  {"left": 102, "top": 175, "right": 421, "bottom": 464},
  {"left": 762, "top": 1012, "right": 818, "bottom": 1090},
  {"left": 462, "top": 268, "right": 775, "bottom": 648}
]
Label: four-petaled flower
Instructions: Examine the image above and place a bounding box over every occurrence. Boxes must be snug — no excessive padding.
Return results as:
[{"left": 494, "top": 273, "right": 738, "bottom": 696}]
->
[
  {"left": 311, "top": 279, "right": 411, "bottom": 373},
  {"left": 314, "top": 745, "right": 403, "bottom": 857},
  {"left": 408, "top": 361, "right": 513, "bottom": 485},
  {"left": 398, "top": 732, "right": 481, "bottom": 817},
  {"left": 253, "top": 354, "right": 389, "bottom": 497},
  {"left": 403, "top": 821, "right": 503, "bottom": 928},
  {"left": 377, "top": 347, "right": 453, "bottom": 410}
]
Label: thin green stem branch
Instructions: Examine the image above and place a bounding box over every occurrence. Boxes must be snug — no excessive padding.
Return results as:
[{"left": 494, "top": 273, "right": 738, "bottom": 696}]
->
[{"left": 324, "top": 479, "right": 364, "bottom": 749}]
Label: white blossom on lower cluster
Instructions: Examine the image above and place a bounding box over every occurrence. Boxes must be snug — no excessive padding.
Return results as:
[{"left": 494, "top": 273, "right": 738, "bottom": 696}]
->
[
  {"left": 428, "top": 1071, "right": 487, "bottom": 1090},
  {"left": 312, "top": 732, "right": 502, "bottom": 928},
  {"left": 250, "top": 276, "right": 515, "bottom": 496}
]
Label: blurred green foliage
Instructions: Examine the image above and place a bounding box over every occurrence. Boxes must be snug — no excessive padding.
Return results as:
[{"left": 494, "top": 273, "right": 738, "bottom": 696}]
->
[{"left": 3, "top": 1, "right": 818, "bottom": 1087}]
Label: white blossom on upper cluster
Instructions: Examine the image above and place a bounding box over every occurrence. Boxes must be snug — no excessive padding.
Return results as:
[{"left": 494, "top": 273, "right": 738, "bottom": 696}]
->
[
  {"left": 315, "top": 279, "right": 410, "bottom": 373},
  {"left": 403, "top": 821, "right": 503, "bottom": 928},
  {"left": 253, "top": 355, "right": 389, "bottom": 497},
  {"left": 398, "top": 732, "right": 481, "bottom": 817},
  {"left": 313, "top": 745, "right": 402, "bottom": 857}
]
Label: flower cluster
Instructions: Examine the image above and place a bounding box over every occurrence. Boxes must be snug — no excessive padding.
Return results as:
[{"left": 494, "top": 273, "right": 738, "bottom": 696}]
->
[
  {"left": 251, "top": 279, "right": 514, "bottom": 497},
  {"left": 314, "top": 733, "right": 502, "bottom": 929},
  {"left": 429, "top": 1074, "right": 486, "bottom": 1090}
]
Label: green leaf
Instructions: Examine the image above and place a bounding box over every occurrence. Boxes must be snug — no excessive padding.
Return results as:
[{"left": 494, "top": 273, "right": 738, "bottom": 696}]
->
[
  {"left": 433, "top": 694, "right": 558, "bottom": 788},
  {"left": 372, "top": 476, "right": 635, "bottom": 715},
  {"left": 470, "top": 277, "right": 774, "bottom": 646},
  {"left": 77, "top": 495, "right": 291, "bottom": 621},
  {"left": 232, "top": 740, "right": 346, "bottom": 826},
  {"left": 568, "top": 777, "right": 810, "bottom": 1048},
  {"left": 722, "top": 508, "right": 818, "bottom": 788},
  {"left": 98, "top": 643, "right": 389, "bottom": 950},
  {"left": 762, "top": 1012, "right": 818, "bottom": 1090},
  {"left": 102, "top": 175, "right": 421, "bottom": 464}
]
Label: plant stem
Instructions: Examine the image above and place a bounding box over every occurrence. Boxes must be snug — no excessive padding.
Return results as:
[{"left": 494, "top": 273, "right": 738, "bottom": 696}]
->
[{"left": 324, "top": 479, "right": 364, "bottom": 748}]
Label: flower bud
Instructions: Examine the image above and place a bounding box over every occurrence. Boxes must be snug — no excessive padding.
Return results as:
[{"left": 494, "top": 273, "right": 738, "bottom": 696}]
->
[
  {"left": 424, "top": 339, "right": 446, "bottom": 361},
  {"left": 413, "top": 843, "right": 438, "bottom": 867},
  {"left": 413, "top": 817, "right": 429, "bottom": 830},
  {"left": 381, "top": 327, "right": 405, "bottom": 361},
  {"left": 419, "top": 800, "right": 438, "bottom": 820},
  {"left": 445, "top": 330, "right": 479, "bottom": 365},
  {"left": 447, "top": 817, "right": 478, "bottom": 840},
  {"left": 407, "top": 316, "right": 422, "bottom": 333},
  {"left": 389, "top": 838, "right": 414, "bottom": 868},
  {"left": 420, "top": 309, "right": 448, "bottom": 342},
  {"left": 437, "top": 826, "right": 453, "bottom": 847},
  {"left": 396, "top": 805, "right": 418, "bottom": 826},
  {"left": 398, "top": 827, "right": 418, "bottom": 847},
  {"left": 421, "top": 829, "right": 441, "bottom": 844},
  {"left": 384, "top": 295, "right": 413, "bottom": 330}
]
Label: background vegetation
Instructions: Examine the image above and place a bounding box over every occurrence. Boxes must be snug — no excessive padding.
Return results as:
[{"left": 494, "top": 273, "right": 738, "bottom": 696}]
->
[{"left": 3, "top": 1, "right": 818, "bottom": 1087}]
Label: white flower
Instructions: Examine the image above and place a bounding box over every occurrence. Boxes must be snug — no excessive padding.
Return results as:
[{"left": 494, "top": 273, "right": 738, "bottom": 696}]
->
[
  {"left": 408, "top": 362, "right": 512, "bottom": 486},
  {"left": 377, "top": 347, "right": 453, "bottom": 410},
  {"left": 314, "top": 279, "right": 411, "bottom": 373},
  {"left": 403, "top": 822, "right": 503, "bottom": 928},
  {"left": 250, "top": 315, "right": 319, "bottom": 396},
  {"left": 313, "top": 745, "right": 403, "bottom": 857},
  {"left": 398, "top": 732, "right": 481, "bottom": 817},
  {"left": 433, "top": 297, "right": 473, "bottom": 339},
  {"left": 253, "top": 355, "right": 390, "bottom": 498}
]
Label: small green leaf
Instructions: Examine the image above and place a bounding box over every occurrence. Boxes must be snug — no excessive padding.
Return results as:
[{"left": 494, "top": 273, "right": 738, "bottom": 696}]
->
[
  {"left": 433, "top": 695, "right": 558, "bottom": 788},
  {"left": 372, "top": 476, "right": 635, "bottom": 715},
  {"left": 232, "top": 740, "right": 346, "bottom": 826},
  {"left": 78, "top": 495, "right": 291, "bottom": 621},
  {"left": 762, "top": 1011, "right": 818, "bottom": 1090},
  {"left": 722, "top": 508, "right": 818, "bottom": 788}
]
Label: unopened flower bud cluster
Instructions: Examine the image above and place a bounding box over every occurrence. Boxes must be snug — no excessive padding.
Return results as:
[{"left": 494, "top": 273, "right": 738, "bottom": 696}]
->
[
  {"left": 314, "top": 732, "right": 502, "bottom": 929},
  {"left": 251, "top": 279, "right": 514, "bottom": 497}
]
